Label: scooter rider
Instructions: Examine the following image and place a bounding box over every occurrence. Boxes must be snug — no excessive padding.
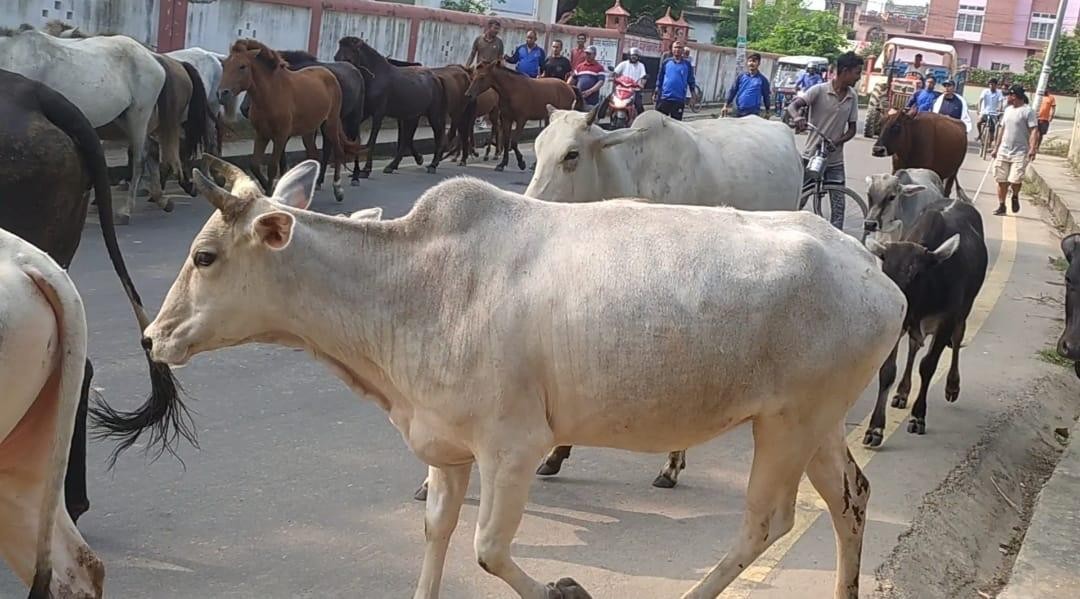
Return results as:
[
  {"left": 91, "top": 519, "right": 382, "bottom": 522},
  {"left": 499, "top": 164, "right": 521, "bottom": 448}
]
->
[{"left": 612, "top": 48, "right": 647, "bottom": 118}]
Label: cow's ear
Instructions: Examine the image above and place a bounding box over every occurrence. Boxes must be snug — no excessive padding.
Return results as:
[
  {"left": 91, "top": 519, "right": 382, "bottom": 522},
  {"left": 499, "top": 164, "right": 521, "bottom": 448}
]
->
[
  {"left": 599, "top": 128, "right": 643, "bottom": 149},
  {"left": 899, "top": 184, "right": 926, "bottom": 197},
  {"left": 273, "top": 160, "right": 319, "bottom": 210},
  {"left": 865, "top": 237, "right": 888, "bottom": 258},
  {"left": 931, "top": 234, "right": 960, "bottom": 263},
  {"left": 1062, "top": 234, "right": 1080, "bottom": 263},
  {"left": 349, "top": 207, "right": 383, "bottom": 221},
  {"left": 252, "top": 211, "right": 295, "bottom": 251}
]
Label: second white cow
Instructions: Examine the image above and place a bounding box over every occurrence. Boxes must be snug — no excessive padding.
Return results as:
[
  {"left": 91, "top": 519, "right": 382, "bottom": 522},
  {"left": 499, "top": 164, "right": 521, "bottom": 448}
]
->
[
  {"left": 525, "top": 109, "right": 803, "bottom": 210},
  {"left": 137, "top": 157, "right": 904, "bottom": 599}
]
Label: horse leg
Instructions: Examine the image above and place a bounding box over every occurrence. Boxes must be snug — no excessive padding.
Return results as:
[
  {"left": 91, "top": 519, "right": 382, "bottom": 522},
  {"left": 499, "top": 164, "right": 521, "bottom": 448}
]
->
[
  {"left": 144, "top": 140, "right": 169, "bottom": 213},
  {"left": 119, "top": 109, "right": 154, "bottom": 225},
  {"left": 267, "top": 136, "right": 289, "bottom": 190},
  {"left": 249, "top": 134, "right": 271, "bottom": 193},
  {"left": 512, "top": 118, "right": 527, "bottom": 171},
  {"left": 345, "top": 113, "right": 362, "bottom": 186},
  {"left": 494, "top": 115, "right": 512, "bottom": 172},
  {"left": 359, "top": 114, "right": 382, "bottom": 179},
  {"left": 64, "top": 359, "right": 93, "bottom": 523},
  {"left": 384, "top": 119, "right": 416, "bottom": 174},
  {"left": 427, "top": 110, "right": 445, "bottom": 174},
  {"left": 314, "top": 124, "right": 328, "bottom": 190}
]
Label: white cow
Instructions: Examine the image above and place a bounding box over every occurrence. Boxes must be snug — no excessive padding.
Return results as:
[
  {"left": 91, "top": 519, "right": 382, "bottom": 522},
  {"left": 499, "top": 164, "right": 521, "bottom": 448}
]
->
[
  {"left": 140, "top": 157, "right": 905, "bottom": 599},
  {"left": 525, "top": 109, "right": 803, "bottom": 210},
  {"left": 0, "top": 229, "right": 103, "bottom": 598}
]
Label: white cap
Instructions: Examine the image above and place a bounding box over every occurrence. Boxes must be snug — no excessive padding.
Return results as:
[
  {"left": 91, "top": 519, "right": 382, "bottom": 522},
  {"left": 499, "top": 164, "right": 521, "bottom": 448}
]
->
[
  {"left": 586, "top": 45, "right": 597, "bottom": 54},
  {"left": 629, "top": 47, "right": 640, "bottom": 56}
]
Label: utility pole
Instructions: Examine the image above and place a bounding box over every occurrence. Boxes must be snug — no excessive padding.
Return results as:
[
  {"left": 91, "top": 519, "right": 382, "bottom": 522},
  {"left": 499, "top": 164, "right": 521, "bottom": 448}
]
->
[
  {"left": 736, "top": 0, "right": 749, "bottom": 74},
  {"left": 1031, "top": 0, "right": 1068, "bottom": 114}
]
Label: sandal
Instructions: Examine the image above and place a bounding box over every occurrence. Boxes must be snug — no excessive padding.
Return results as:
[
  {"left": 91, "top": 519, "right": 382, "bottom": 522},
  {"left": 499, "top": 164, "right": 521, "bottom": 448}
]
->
[
  {"left": 1011, "top": 195, "right": 1020, "bottom": 213},
  {"left": 994, "top": 205, "right": 1007, "bottom": 216}
]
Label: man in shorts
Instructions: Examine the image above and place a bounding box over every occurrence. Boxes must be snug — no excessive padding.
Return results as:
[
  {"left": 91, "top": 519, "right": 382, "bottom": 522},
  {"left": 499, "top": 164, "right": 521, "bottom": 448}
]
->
[{"left": 991, "top": 85, "right": 1039, "bottom": 216}]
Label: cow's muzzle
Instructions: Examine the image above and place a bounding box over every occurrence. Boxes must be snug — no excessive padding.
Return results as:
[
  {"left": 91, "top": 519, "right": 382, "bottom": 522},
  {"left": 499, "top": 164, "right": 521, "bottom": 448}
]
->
[
  {"left": 864, "top": 220, "right": 880, "bottom": 233},
  {"left": 1057, "top": 334, "right": 1080, "bottom": 362},
  {"left": 871, "top": 145, "right": 887, "bottom": 158}
]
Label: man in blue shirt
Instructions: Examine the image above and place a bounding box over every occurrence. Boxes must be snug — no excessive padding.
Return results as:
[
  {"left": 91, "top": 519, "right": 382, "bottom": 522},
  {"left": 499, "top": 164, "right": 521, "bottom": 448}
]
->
[
  {"left": 654, "top": 40, "right": 695, "bottom": 121},
  {"left": 905, "top": 75, "right": 940, "bottom": 113},
  {"left": 504, "top": 29, "right": 545, "bottom": 78},
  {"left": 723, "top": 53, "right": 771, "bottom": 118},
  {"left": 795, "top": 65, "right": 823, "bottom": 93}
]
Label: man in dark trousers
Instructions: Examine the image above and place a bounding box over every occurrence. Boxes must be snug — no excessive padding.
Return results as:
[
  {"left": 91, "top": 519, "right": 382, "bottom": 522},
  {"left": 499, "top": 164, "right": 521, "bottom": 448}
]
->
[
  {"left": 654, "top": 40, "right": 695, "bottom": 121},
  {"left": 723, "top": 53, "right": 771, "bottom": 118}
]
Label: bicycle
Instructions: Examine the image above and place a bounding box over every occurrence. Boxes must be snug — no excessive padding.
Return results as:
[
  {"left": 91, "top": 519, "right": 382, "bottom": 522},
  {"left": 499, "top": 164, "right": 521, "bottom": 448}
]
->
[
  {"left": 978, "top": 113, "right": 999, "bottom": 160},
  {"left": 687, "top": 84, "right": 704, "bottom": 113},
  {"left": 797, "top": 122, "right": 868, "bottom": 235}
]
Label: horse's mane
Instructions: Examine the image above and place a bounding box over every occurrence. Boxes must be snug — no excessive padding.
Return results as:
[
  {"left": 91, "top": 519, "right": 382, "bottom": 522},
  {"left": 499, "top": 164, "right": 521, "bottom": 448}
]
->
[
  {"left": 231, "top": 38, "right": 285, "bottom": 70},
  {"left": 279, "top": 49, "right": 319, "bottom": 66}
]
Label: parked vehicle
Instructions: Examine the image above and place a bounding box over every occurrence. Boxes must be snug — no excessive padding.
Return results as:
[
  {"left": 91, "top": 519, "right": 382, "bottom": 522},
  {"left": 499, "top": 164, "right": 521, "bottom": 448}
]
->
[
  {"left": 863, "top": 37, "right": 958, "bottom": 137},
  {"left": 773, "top": 55, "right": 829, "bottom": 125}
]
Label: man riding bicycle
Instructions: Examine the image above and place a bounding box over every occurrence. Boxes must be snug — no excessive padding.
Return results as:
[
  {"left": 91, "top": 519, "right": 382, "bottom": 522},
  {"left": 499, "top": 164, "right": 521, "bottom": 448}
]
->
[
  {"left": 787, "top": 51, "right": 864, "bottom": 229},
  {"left": 977, "top": 78, "right": 1005, "bottom": 143}
]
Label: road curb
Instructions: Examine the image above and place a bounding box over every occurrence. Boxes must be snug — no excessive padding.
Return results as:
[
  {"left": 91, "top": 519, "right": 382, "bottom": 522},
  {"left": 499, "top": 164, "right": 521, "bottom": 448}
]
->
[{"left": 1027, "top": 160, "right": 1080, "bottom": 235}]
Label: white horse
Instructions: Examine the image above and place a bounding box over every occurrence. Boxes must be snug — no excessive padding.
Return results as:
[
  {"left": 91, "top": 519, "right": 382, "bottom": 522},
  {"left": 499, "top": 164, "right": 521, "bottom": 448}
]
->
[
  {"left": 167, "top": 47, "right": 225, "bottom": 154},
  {"left": 0, "top": 28, "right": 167, "bottom": 224}
]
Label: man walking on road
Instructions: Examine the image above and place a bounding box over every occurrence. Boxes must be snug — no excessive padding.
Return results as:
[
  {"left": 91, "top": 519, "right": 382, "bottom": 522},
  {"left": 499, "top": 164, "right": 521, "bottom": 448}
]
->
[
  {"left": 723, "top": 52, "right": 770, "bottom": 118},
  {"left": 466, "top": 19, "right": 504, "bottom": 67},
  {"left": 505, "top": 30, "right": 545, "bottom": 78},
  {"left": 991, "top": 85, "right": 1039, "bottom": 216},
  {"left": 1037, "top": 90, "right": 1057, "bottom": 150},
  {"left": 788, "top": 51, "right": 864, "bottom": 230},
  {"left": 654, "top": 40, "right": 695, "bottom": 121}
]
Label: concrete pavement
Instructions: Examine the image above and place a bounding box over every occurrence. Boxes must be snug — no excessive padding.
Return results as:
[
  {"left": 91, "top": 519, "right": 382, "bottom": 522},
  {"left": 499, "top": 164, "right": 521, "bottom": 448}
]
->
[{"left": 2, "top": 133, "right": 1076, "bottom": 598}]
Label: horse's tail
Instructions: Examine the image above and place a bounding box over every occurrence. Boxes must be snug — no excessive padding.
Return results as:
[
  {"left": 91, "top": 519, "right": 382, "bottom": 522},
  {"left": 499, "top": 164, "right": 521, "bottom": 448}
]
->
[
  {"left": 325, "top": 76, "right": 362, "bottom": 160},
  {"left": 571, "top": 85, "right": 585, "bottom": 112},
  {"left": 179, "top": 61, "right": 211, "bottom": 161},
  {"left": 33, "top": 79, "right": 195, "bottom": 467}
]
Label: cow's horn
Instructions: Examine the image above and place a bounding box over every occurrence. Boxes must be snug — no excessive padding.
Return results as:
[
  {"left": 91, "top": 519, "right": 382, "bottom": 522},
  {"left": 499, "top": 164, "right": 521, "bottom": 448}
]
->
[{"left": 201, "top": 154, "right": 263, "bottom": 200}]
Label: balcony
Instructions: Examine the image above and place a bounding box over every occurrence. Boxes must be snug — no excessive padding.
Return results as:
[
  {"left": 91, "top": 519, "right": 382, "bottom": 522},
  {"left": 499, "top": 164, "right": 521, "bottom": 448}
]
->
[{"left": 858, "top": 12, "right": 927, "bottom": 35}]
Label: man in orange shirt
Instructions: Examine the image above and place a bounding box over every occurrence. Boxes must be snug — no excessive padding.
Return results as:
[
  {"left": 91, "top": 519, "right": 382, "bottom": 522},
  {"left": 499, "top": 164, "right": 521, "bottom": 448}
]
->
[{"left": 1037, "top": 90, "right": 1057, "bottom": 150}]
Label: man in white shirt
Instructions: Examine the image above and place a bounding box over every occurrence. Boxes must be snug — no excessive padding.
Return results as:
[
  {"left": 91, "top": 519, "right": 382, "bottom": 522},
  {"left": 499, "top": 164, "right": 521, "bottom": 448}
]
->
[
  {"left": 991, "top": 85, "right": 1039, "bottom": 216},
  {"left": 931, "top": 80, "right": 972, "bottom": 133},
  {"left": 612, "top": 47, "right": 647, "bottom": 117},
  {"left": 976, "top": 78, "right": 1005, "bottom": 142}
]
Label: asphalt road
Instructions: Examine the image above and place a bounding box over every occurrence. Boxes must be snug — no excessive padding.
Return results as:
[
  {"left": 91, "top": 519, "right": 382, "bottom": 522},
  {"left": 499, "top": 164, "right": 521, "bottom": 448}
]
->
[{"left": 0, "top": 133, "right": 1068, "bottom": 598}]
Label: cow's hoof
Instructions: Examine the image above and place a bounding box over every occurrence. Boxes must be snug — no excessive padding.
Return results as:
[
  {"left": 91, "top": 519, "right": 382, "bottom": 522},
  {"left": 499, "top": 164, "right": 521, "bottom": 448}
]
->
[
  {"left": 651, "top": 473, "right": 678, "bottom": 489},
  {"left": 162, "top": 199, "right": 175, "bottom": 213},
  {"left": 945, "top": 388, "right": 959, "bottom": 403},
  {"left": 382, "top": 166, "right": 395, "bottom": 174},
  {"left": 536, "top": 460, "right": 563, "bottom": 476},
  {"left": 863, "top": 428, "right": 884, "bottom": 447},
  {"left": 494, "top": 165, "right": 505, "bottom": 172},
  {"left": 891, "top": 394, "right": 908, "bottom": 409},
  {"left": 546, "top": 577, "right": 592, "bottom": 599},
  {"left": 426, "top": 165, "right": 437, "bottom": 174},
  {"left": 907, "top": 418, "right": 926, "bottom": 435},
  {"left": 414, "top": 481, "right": 428, "bottom": 502},
  {"left": 357, "top": 170, "right": 371, "bottom": 180},
  {"left": 115, "top": 213, "right": 131, "bottom": 226}
]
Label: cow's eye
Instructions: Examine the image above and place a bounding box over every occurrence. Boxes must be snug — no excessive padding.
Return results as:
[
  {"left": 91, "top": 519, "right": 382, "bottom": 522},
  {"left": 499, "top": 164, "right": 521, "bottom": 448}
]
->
[
  {"left": 563, "top": 150, "right": 579, "bottom": 162},
  {"left": 193, "top": 250, "right": 217, "bottom": 268}
]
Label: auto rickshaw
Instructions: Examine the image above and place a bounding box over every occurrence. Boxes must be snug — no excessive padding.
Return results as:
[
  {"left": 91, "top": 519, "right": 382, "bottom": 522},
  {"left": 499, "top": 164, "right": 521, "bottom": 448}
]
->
[{"left": 772, "top": 55, "right": 829, "bottom": 124}]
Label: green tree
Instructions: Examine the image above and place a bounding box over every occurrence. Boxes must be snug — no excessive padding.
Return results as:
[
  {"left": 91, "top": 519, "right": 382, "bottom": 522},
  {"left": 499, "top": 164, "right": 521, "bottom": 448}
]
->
[
  {"left": 1014, "top": 30, "right": 1080, "bottom": 95},
  {"left": 754, "top": 9, "right": 849, "bottom": 59},
  {"left": 566, "top": 0, "right": 692, "bottom": 28},
  {"left": 441, "top": 0, "right": 499, "bottom": 14}
]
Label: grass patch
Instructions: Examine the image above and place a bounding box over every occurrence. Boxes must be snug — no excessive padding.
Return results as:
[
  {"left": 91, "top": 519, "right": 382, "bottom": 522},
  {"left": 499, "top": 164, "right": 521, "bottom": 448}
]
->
[
  {"left": 1037, "top": 347, "right": 1072, "bottom": 368},
  {"left": 1050, "top": 256, "right": 1069, "bottom": 272},
  {"left": 1040, "top": 139, "right": 1069, "bottom": 158}
]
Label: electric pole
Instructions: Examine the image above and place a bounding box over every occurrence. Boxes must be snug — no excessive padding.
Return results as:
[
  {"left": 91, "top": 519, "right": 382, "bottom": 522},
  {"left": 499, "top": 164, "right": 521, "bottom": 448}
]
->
[
  {"left": 1031, "top": 0, "right": 1068, "bottom": 114},
  {"left": 736, "top": 0, "right": 748, "bottom": 74}
]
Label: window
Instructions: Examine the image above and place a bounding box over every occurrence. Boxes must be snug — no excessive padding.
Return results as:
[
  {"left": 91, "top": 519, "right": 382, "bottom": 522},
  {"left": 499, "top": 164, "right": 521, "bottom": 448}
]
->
[
  {"left": 842, "top": 3, "right": 857, "bottom": 27},
  {"left": 1029, "top": 13, "right": 1057, "bottom": 41},
  {"left": 990, "top": 61, "right": 1010, "bottom": 71},
  {"left": 956, "top": 5, "right": 984, "bottom": 33}
]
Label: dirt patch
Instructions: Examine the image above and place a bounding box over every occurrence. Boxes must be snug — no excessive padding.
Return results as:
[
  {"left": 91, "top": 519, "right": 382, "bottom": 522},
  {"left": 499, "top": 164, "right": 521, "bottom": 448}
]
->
[{"left": 874, "top": 373, "right": 1080, "bottom": 599}]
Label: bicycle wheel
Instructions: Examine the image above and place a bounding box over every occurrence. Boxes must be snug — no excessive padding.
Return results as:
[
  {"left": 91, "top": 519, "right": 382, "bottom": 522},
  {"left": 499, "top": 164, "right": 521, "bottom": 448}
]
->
[{"left": 799, "top": 185, "right": 868, "bottom": 238}]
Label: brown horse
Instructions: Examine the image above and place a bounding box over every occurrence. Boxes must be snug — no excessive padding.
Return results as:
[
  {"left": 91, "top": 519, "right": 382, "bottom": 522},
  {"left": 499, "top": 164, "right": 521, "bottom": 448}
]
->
[
  {"left": 464, "top": 61, "right": 580, "bottom": 171},
  {"left": 452, "top": 88, "right": 502, "bottom": 165},
  {"left": 872, "top": 110, "right": 967, "bottom": 197},
  {"left": 433, "top": 65, "right": 501, "bottom": 165},
  {"left": 219, "top": 39, "right": 358, "bottom": 201}
]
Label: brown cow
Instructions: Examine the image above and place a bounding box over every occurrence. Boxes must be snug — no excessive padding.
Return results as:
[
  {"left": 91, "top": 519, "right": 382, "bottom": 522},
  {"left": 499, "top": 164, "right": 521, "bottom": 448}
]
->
[{"left": 871, "top": 110, "right": 968, "bottom": 197}]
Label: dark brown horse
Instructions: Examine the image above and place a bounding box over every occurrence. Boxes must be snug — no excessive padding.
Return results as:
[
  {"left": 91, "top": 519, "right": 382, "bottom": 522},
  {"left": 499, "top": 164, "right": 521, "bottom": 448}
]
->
[
  {"left": 0, "top": 69, "right": 190, "bottom": 526},
  {"left": 464, "top": 61, "right": 580, "bottom": 171},
  {"left": 872, "top": 110, "right": 968, "bottom": 197},
  {"left": 334, "top": 36, "right": 446, "bottom": 176},
  {"left": 219, "top": 39, "right": 359, "bottom": 201},
  {"left": 446, "top": 88, "right": 502, "bottom": 165}
]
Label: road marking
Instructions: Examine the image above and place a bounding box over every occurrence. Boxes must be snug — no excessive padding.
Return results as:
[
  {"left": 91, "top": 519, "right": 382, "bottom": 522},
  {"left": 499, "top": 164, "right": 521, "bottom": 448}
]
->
[{"left": 721, "top": 211, "right": 1018, "bottom": 598}]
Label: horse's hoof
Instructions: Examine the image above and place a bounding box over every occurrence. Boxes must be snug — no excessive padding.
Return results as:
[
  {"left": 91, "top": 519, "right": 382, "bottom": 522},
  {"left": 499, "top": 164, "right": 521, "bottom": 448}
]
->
[
  {"left": 350, "top": 179, "right": 361, "bottom": 187},
  {"left": 483, "top": 156, "right": 490, "bottom": 162},
  {"left": 907, "top": 418, "right": 926, "bottom": 435},
  {"left": 458, "top": 161, "right": 467, "bottom": 167},
  {"left": 517, "top": 161, "right": 527, "bottom": 171},
  {"left": 414, "top": 155, "right": 424, "bottom": 165},
  {"left": 414, "top": 481, "right": 428, "bottom": 502},
  {"left": 536, "top": 461, "right": 563, "bottom": 476},
  {"left": 382, "top": 166, "right": 395, "bottom": 174},
  {"left": 862, "top": 428, "right": 884, "bottom": 447},
  {"left": 115, "top": 213, "right": 131, "bottom": 226},
  {"left": 180, "top": 181, "right": 195, "bottom": 197},
  {"left": 651, "top": 473, "right": 678, "bottom": 489},
  {"left": 137, "top": 188, "right": 151, "bottom": 198},
  {"left": 494, "top": 165, "right": 505, "bottom": 172},
  {"left": 316, "top": 182, "right": 323, "bottom": 191},
  {"left": 357, "top": 171, "right": 371, "bottom": 180},
  {"left": 426, "top": 165, "right": 437, "bottom": 174},
  {"left": 117, "top": 180, "right": 130, "bottom": 192},
  {"left": 945, "top": 388, "right": 959, "bottom": 403},
  {"left": 891, "top": 394, "right": 908, "bottom": 409},
  {"left": 162, "top": 199, "right": 175, "bottom": 213},
  {"left": 546, "top": 577, "right": 592, "bottom": 599}
]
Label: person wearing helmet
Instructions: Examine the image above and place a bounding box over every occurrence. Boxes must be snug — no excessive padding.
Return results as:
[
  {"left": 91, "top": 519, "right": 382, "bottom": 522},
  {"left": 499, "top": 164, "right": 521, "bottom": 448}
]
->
[
  {"left": 613, "top": 47, "right": 647, "bottom": 117},
  {"left": 795, "top": 64, "right": 823, "bottom": 94}
]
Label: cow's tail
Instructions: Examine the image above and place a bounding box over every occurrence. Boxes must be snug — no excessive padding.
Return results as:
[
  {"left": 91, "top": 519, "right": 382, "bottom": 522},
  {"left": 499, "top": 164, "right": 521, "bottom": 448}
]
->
[
  {"left": 955, "top": 181, "right": 974, "bottom": 203},
  {"left": 35, "top": 82, "right": 196, "bottom": 466},
  {"left": 571, "top": 86, "right": 586, "bottom": 112},
  {"left": 18, "top": 253, "right": 88, "bottom": 599},
  {"left": 180, "top": 61, "right": 211, "bottom": 161}
]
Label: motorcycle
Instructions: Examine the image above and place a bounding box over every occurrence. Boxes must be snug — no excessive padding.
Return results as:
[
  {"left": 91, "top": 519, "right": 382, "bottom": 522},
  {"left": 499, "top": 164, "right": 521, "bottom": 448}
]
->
[{"left": 607, "top": 75, "right": 640, "bottom": 130}]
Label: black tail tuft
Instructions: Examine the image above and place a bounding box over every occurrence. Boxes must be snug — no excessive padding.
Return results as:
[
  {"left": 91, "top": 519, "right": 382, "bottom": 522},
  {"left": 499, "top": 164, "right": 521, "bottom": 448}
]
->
[
  {"left": 27, "top": 567, "right": 50, "bottom": 599},
  {"left": 180, "top": 61, "right": 211, "bottom": 161},
  {"left": 571, "top": 86, "right": 586, "bottom": 112},
  {"left": 89, "top": 353, "right": 197, "bottom": 469}
]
